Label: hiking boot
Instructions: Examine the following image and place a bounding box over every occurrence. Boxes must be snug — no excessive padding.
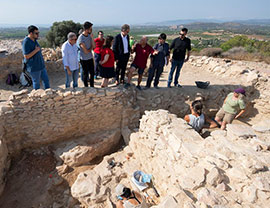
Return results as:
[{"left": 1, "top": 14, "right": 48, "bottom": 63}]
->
[
  {"left": 124, "top": 83, "right": 131, "bottom": 89},
  {"left": 136, "top": 85, "right": 142, "bottom": 90}
]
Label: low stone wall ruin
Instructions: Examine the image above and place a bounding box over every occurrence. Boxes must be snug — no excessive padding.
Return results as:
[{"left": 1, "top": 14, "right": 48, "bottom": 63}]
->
[{"left": 69, "top": 110, "right": 270, "bottom": 207}]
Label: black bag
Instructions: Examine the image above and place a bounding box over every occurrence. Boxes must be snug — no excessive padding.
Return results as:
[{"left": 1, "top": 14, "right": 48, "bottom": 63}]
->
[
  {"left": 19, "top": 71, "right": 32, "bottom": 89},
  {"left": 19, "top": 59, "right": 32, "bottom": 88},
  {"left": 6, "top": 73, "right": 19, "bottom": 86}
]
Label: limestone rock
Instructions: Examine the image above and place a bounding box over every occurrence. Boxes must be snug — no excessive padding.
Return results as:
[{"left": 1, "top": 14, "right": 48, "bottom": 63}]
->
[
  {"left": 71, "top": 169, "right": 103, "bottom": 206},
  {"left": 227, "top": 124, "right": 257, "bottom": 140},
  {"left": 197, "top": 188, "right": 221, "bottom": 206},
  {"left": 252, "top": 120, "right": 270, "bottom": 133},
  {"left": 152, "top": 195, "right": 179, "bottom": 208},
  {"left": 55, "top": 130, "right": 121, "bottom": 167},
  {"left": 206, "top": 167, "right": 226, "bottom": 187}
]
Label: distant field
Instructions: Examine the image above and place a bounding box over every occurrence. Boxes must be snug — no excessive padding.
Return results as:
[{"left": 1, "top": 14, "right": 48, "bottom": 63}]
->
[{"left": 1, "top": 23, "right": 270, "bottom": 52}]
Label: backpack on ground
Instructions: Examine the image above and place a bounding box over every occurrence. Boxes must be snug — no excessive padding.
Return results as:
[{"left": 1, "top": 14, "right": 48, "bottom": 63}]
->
[
  {"left": 6, "top": 73, "right": 19, "bottom": 86},
  {"left": 19, "top": 71, "right": 32, "bottom": 89}
]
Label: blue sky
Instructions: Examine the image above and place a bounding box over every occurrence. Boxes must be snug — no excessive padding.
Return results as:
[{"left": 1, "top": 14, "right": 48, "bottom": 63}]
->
[{"left": 0, "top": 0, "right": 269, "bottom": 26}]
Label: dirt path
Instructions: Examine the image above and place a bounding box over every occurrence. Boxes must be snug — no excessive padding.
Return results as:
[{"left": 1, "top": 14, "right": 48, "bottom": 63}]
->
[{"left": 0, "top": 61, "right": 232, "bottom": 101}]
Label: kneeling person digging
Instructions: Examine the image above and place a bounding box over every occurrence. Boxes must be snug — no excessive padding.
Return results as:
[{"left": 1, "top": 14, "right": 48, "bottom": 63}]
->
[{"left": 125, "top": 36, "right": 157, "bottom": 90}]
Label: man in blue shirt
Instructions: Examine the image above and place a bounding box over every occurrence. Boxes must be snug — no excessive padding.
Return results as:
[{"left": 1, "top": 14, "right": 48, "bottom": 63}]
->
[
  {"left": 22, "top": 25, "right": 50, "bottom": 90},
  {"left": 146, "top": 33, "right": 170, "bottom": 89}
]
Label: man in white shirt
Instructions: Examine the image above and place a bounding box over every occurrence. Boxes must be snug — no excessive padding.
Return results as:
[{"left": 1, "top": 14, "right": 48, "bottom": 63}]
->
[
  {"left": 113, "top": 24, "right": 131, "bottom": 85},
  {"left": 61, "top": 32, "right": 79, "bottom": 88}
]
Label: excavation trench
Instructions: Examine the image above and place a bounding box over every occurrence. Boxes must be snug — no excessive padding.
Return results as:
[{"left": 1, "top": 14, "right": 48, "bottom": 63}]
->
[{"left": 0, "top": 84, "right": 262, "bottom": 207}]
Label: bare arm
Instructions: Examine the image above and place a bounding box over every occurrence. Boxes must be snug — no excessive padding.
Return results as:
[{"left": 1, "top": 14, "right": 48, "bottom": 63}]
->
[
  {"left": 184, "top": 115, "right": 190, "bottom": 123},
  {"left": 116, "top": 201, "right": 124, "bottom": 208},
  {"left": 99, "top": 54, "right": 109, "bottom": 65},
  {"left": 24, "top": 46, "right": 40, "bottom": 59},
  {"left": 185, "top": 51, "right": 191, "bottom": 62},
  {"left": 80, "top": 43, "right": 91, "bottom": 54},
  {"left": 166, "top": 55, "right": 170, "bottom": 66},
  {"left": 235, "top": 109, "right": 245, "bottom": 119},
  {"left": 90, "top": 34, "right": 96, "bottom": 50}
]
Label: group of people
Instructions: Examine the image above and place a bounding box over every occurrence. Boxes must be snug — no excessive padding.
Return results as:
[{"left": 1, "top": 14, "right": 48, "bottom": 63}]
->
[
  {"left": 22, "top": 22, "right": 192, "bottom": 91},
  {"left": 22, "top": 23, "right": 247, "bottom": 208},
  {"left": 22, "top": 23, "right": 246, "bottom": 134}
]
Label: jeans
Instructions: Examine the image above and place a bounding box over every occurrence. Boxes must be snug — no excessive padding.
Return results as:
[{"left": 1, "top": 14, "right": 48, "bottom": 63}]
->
[
  {"left": 94, "top": 53, "right": 101, "bottom": 76},
  {"left": 167, "top": 59, "right": 184, "bottom": 86},
  {"left": 146, "top": 65, "right": 164, "bottom": 87},
  {"left": 30, "top": 68, "right": 50, "bottom": 90},
  {"left": 80, "top": 59, "right": 95, "bottom": 87},
  {"left": 65, "top": 69, "right": 79, "bottom": 88},
  {"left": 115, "top": 53, "right": 130, "bottom": 83}
]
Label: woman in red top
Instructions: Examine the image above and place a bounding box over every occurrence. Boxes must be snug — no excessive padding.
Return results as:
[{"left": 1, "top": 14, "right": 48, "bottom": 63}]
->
[{"left": 99, "top": 36, "right": 115, "bottom": 88}]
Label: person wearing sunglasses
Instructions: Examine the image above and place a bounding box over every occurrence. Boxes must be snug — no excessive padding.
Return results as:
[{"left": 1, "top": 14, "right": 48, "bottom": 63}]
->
[
  {"left": 61, "top": 32, "right": 79, "bottom": 88},
  {"left": 167, "top": 28, "right": 191, "bottom": 88},
  {"left": 22, "top": 25, "right": 50, "bottom": 90}
]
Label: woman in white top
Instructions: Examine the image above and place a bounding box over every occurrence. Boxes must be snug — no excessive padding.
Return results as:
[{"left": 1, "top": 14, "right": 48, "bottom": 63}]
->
[
  {"left": 184, "top": 100, "right": 205, "bottom": 133},
  {"left": 115, "top": 184, "right": 148, "bottom": 208}
]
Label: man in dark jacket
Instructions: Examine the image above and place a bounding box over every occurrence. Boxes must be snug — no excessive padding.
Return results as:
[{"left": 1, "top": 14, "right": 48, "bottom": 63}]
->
[
  {"left": 113, "top": 24, "right": 131, "bottom": 85},
  {"left": 167, "top": 28, "right": 191, "bottom": 88}
]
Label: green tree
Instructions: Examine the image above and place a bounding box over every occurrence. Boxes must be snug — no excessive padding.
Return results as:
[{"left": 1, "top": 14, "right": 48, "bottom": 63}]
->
[
  {"left": 220, "top": 35, "right": 253, "bottom": 51},
  {"left": 46, "top": 20, "right": 82, "bottom": 48}
]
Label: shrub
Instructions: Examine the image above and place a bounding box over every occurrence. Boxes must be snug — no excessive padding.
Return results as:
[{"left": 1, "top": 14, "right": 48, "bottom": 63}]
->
[{"left": 199, "top": 48, "right": 223, "bottom": 57}]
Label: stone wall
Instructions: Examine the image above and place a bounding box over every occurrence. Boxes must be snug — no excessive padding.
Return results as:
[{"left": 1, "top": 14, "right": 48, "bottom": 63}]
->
[
  {"left": 0, "top": 127, "right": 9, "bottom": 197},
  {"left": 128, "top": 110, "right": 270, "bottom": 207},
  {"left": 69, "top": 110, "right": 270, "bottom": 207},
  {"left": 190, "top": 56, "right": 270, "bottom": 115},
  {"left": 0, "top": 85, "right": 253, "bottom": 155},
  {"left": 0, "top": 40, "right": 63, "bottom": 80}
]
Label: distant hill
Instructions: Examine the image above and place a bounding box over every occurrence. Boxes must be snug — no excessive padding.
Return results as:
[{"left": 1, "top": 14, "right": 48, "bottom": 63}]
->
[{"left": 145, "top": 19, "right": 270, "bottom": 26}]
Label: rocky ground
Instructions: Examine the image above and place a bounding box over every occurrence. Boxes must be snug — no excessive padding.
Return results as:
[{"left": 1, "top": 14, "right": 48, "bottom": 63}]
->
[{"left": 0, "top": 40, "right": 270, "bottom": 207}]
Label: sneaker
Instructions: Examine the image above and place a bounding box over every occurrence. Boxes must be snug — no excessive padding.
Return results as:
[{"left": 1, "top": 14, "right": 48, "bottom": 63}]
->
[
  {"left": 124, "top": 83, "right": 131, "bottom": 89},
  {"left": 144, "top": 86, "right": 150, "bottom": 90},
  {"left": 175, "top": 84, "right": 182, "bottom": 88},
  {"left": 94, "top": 75, "right": 97, "bottom": 79},
  {"left": 167, "top": 85, "right": 172, "bottom": 88},
  {"left": 136, "top": 85, "right": 142, "bottom": 90},
  {"left": 154, "top": 86, "right": 159, "bottom": 89}
]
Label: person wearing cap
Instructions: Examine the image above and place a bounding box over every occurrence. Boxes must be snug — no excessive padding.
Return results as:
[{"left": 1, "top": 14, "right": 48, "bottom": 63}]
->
[
  {"left": 77, "top": 21, "right": 96, "bottom": 87},
  {"left": 211, "top": 88, "right": 246, "bottom": 130},
  {"left": 115, "top": 184, "right": 148, "bottom": 208},
  {"left": 146, "top": 33, "right": 170, "bottom": 89}
]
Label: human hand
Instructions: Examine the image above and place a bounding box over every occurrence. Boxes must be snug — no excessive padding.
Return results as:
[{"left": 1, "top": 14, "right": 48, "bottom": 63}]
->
[
  {"left": 184, "top": 58, "right": 189, "bottom": 62},
  {"left": 153, "top": 50, "right": 159, "bottom": 55},
  {"left": 90, "top": 33, "right": 94, "bottom": 39},
  {"left": 170, "top": 59, "right": 172, "bottom": 63},
  {"left": 35, "top": 46, "right": 41, "bottom": 52}
]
